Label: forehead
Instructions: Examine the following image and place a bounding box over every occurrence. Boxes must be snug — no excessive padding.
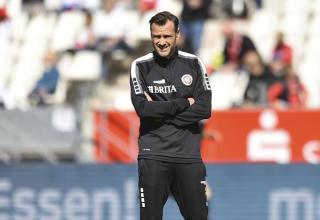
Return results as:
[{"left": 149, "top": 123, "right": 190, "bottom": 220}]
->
[
  {"left": 245, "top": 53, "right": 259, "bottom": 62},
  {"left": 151, "top": 20, "right": 176, "bottom": 34}
]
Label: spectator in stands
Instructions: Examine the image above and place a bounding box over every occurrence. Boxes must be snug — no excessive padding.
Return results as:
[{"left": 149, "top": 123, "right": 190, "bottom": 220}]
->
[
  {"left": 269, "top": 56, "right": 289, "bottom": 84},
  {"left": 255, "top": 0, "right": 263, "bottom": 9},
  {"left": 50, "top": 0, "right": 99, "bottom": 11},
  {"left": 241, "top": 50, "right": 274, "bottom": 108},
  {"left": 267, "top": 65, "right": 307, "bottom": 109},
  {"left": 179, "top": 0, "right": 212, "bottom": 54},
  {"left": 0, "top": 7, "right": 8, "bottom": 21},
  {"left": 93, "top": 0, "right": 134, "bottom": 81},
  {"left": 272, "top": 32, "right": 293, "bottom": 66},
  {"left": 60, "top": 0, "right": 85, "bottom": 10},
  {"left": 74, "top": 9, "right": 96, "bottom": 51},
  {"left": 29, "top": 51, "right": 60, "bottom": 106},
  {"left": 269, "top": 32, "right": 293, "bottom": 81},
  {"left": 139, "top": 0, "right": 157, "bottom": 13},
  {"left": 221, "top": 19, "right": 257, "bottom": 71},
  {"left": 211, "top": 0, "right": 256, "bottom": 19}
]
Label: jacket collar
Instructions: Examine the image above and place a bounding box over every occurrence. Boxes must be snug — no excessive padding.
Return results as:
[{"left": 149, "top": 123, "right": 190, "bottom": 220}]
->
[{"left": 153, "top": 47, "right": 178, "bottom": 65}]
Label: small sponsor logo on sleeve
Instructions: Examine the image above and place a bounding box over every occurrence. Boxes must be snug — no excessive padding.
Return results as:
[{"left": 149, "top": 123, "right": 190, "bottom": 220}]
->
[{"left": 153, "top": 79, "right": 166, "bottom": 84}]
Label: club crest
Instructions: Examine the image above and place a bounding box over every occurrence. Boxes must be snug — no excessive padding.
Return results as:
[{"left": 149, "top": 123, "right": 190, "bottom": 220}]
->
[{"left": 181, "top": 74, "right": 193, "bottom": 86}]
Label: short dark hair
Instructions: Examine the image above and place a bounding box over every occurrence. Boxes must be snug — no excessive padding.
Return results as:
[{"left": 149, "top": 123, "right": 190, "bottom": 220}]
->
[{"left": 149, "top": 11, "right": 179, "bottom": 33}]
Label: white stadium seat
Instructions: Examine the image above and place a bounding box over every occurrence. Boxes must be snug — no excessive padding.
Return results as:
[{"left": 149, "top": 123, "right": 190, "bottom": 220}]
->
[
  {"left": 10, "top": 11, "right": 28, "bottom": 42},
  {"left": 0, "top": 54, "right": 13, "bottom": 87},
  {"left": 263, "top": 0, "right": 284, "bottom": 15},
  {"left": 282, "top": 0, "right": 311, "bottom": 16},
  {"left": 44, "top": 0, "right": 62, "bottom": 11},
  {"left": 8, "top": 57, "right": 44, "bottom": 108},
  {"left": 50, "top": 10, "right": 85, "bottom": 51},
  {"left": 210, "top": 70, "right": 249, "bottom": 110},
  {"left": 311, "top": 0, "right": 320, "bottom": 14},
  {"left": 303, "top": 35, "right": 320, "bottom": 62},
  {"left": 60, "top": 51, "right": 102, "bottom": 81},
  {"left": 307, "top": 14, "right": 320, "bottom": 37},
  {"left": 297, "top": 58, "right": 320, "bottom": 108},
  {"left": 249, "top": 10, "right": 279, "bottom": 62}
]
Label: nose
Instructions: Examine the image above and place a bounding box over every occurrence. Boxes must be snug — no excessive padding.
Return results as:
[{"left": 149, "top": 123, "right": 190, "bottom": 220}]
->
[{"left": 158, "top": 37, "right": 166, "bottom": 47}]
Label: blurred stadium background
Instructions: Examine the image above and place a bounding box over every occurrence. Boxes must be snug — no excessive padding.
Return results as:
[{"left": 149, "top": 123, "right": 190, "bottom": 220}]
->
[{"left": 1, "top": 0, "right": 320, "bottom": 219}]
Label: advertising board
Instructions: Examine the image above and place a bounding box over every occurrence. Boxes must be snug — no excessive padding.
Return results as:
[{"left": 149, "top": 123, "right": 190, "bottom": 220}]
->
[{"left": 1, "top": 164, "right": 320, "bottom": 220}]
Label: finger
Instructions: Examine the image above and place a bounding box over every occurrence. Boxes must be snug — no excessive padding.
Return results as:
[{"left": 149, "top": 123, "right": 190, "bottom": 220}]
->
[{"left": 144, "top": 91, "right": 152, "bottom": 101}]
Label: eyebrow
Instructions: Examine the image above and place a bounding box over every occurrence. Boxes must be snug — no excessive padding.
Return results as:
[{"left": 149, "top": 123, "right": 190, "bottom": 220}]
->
[{"left": 152, "top": 34, "right": 173, "bottom": 37}]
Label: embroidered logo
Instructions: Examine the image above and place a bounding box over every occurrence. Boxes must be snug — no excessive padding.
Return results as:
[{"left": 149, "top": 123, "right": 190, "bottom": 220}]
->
[
  {"left": 153, "top": 79, "right": 165, "bottom": 84},
  {"left": 181, "top": 74, "right": 193, "bottom": 86}
]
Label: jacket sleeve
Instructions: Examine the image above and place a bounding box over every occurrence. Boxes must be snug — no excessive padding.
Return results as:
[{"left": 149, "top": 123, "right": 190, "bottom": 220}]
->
[
  {"left": 166, "top": 58, "right": 212, "bottom": 127},
  {"left": 130, "top": 61, "right": 190, "bottom": 119}
]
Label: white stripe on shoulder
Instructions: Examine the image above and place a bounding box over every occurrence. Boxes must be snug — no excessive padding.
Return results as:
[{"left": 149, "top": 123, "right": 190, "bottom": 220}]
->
[
  {"left": 131, "top": 53, "right": 153, "bottom": 95},
  {"left": 178, "top": 50, "right": 197, "bottom": 59},
  {"left": 135, "top": 53, "right": 154, "bottom": 63},
  {"left": 131, "top": 53, "right": 153, "bottom": 79}
]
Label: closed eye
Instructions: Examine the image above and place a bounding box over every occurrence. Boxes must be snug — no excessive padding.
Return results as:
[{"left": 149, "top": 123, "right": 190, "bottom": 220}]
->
[{"left": 152, "top": 34, "right": 173, "bottom": 39}]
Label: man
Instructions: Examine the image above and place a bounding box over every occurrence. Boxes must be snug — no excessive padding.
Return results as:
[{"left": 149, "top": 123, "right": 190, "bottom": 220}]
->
[{"left": 130, "top": 11, "right": 212, "bottom": 219}]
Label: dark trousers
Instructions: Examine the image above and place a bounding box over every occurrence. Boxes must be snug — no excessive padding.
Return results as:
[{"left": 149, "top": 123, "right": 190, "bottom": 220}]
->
[{"left": 138, "top": 159, "right": 208, "bottom": 220}]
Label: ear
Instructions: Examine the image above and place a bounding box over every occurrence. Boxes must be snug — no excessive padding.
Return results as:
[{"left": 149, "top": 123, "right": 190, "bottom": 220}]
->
[{"left": 176, "top": 28, "right": 180, "bottom": 40}]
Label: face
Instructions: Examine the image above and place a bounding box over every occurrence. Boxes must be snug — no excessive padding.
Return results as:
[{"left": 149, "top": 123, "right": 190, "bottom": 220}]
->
[
  {"left": 103, "top": 0, "right": 116, "bottom": 12},
  {"left": 151, "top": 20, "right": 179, "bottom": 58},
  {"left": 243, "top": 51, "right": 263, "bottom": 76},
  {"left": 222, "top": 20, "right": 234, "bottom": 38}
]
